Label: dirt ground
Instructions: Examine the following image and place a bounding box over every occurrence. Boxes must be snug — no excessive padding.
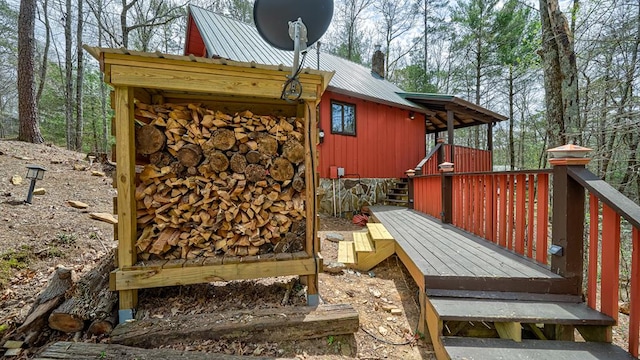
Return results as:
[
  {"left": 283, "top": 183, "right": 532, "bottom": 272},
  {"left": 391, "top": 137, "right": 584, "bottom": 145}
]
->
[{"left": 0, "top": 140, "right": 435, "bottom": 359}]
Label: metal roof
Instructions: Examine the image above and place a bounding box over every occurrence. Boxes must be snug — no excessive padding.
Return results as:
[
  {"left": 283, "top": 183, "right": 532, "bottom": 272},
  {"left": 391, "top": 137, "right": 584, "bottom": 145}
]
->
[
  {"left": 398, "top": 92, "right": 508, "bottom": 134},
  {"left": 187, "top": 5, "right": 424, "bottom": 112}
]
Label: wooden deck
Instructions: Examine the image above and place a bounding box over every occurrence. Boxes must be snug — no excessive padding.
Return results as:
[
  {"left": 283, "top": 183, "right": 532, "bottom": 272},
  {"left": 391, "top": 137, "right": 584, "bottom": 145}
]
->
[{"left": 369, "top": 205, "right": 573, "bottom": 295}]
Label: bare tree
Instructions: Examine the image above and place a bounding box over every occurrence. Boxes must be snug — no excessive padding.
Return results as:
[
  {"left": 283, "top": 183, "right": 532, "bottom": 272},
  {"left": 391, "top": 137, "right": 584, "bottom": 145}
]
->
[
  {"left": 35, "top": 0, "right": 51, "bottom": 105},
  {"left": 64, "top": 0, "right": 74, "bottom": 149},
  {"left": 75, "top": 0, "right": 84, "bottom": 150},
  {"left": 331, "top": 0, "right": 374, "bottom": 63},
  {"left": 17, "top": 0, "right": 44, "bottom": 143},
  {"left": 375, "top": 0, "right": 418, "bottom": 78}
]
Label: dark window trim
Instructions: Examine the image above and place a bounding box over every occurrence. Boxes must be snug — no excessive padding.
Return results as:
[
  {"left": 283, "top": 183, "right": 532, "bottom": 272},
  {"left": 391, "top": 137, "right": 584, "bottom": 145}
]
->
[{"left": 330, "top": 100, "right": 357, "bottom": 136}]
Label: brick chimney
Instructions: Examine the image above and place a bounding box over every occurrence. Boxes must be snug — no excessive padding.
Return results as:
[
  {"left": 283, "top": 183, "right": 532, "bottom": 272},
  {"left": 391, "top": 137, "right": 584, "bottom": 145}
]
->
[{"left": 371, "top": 45, "right": 384, "bottom": 79}]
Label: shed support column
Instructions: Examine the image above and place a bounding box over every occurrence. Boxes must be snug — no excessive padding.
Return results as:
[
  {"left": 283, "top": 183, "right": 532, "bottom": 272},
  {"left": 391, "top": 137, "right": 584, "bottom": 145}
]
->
[
  {"left": 551, "top": 163, "right": 585, "bottom": 296},
  {"left": 115, "top": 86, "right": 138, "bottom": 321},
  {"left": 301, "top": 102, "right": 320, "bottom": 306},
  {"left": 487, "top": 123, "right": 493, "bottom": 168}
]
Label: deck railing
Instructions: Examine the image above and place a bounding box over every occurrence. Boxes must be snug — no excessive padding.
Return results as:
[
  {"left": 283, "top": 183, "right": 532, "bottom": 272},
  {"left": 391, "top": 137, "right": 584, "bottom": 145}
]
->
[
  {"left": 415, "top": 144, "right": 492, "bottom": 175},
  {"left": 566, "top": 167, "right": 640, "bottom": 356},
  {"left": 409, "top": 160, "right": 640, "bottom": 356}
]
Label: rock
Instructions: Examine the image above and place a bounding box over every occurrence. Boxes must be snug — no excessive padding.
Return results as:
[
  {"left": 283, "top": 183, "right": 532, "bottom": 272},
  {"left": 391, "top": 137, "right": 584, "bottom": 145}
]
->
[
  {"left": 620, "top": 301, "right": 630, "bottom": 315},
  {"left": 381, "top": 304, "right": 396, "bottom": 312},
  {"left": 89, "top": 212, "right": 118, "bottom": 224},
  {"left": 370, "top": 288, "right": 382, "bottom": 298},
  {"left": 67, "top": 200, "right": 89, "bottom": 209},
  {"left": 91, "top": 171, "right": 106, "bottom": 177},
  {"left": 325, "top": 233, "right": 344, "bottom": 242},
  {"left": 323, "top": 261, "right": 346, "bottom": 274},
  {"left": 10, "top": 175, "right": 22, "bottom": 185},
  {"left": 378, "top": 326, "right": 388, "bottom": 336},
  {"left": 33, "top": 188, "right": 46, "bottom": 195},
  {"left": 390, "top": 308, "right": 403, "bottom": 315},
  {"left": 73, "top": 164, "right": 87, "bottom": 171}
]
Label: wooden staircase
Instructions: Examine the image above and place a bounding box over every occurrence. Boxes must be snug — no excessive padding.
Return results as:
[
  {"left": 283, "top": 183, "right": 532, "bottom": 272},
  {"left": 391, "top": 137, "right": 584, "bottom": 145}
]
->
[
  {"left": 426, "top": 291, "right": 631, "bottom": 359},
  {"left": 385, "top": 178, "right": 409, "bottom": 207},
  {"left": 337, "top": 223, "right": 396, "bottom": 271}
]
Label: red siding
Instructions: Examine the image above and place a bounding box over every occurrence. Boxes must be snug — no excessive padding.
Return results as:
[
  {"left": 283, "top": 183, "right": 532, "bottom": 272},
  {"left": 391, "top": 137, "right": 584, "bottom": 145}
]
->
[
  {"left": 318, "top": 91, "right": 425, "bottom": 178},
  {"left": 184, "top": 14, "right": 207, "bottom": 57}
]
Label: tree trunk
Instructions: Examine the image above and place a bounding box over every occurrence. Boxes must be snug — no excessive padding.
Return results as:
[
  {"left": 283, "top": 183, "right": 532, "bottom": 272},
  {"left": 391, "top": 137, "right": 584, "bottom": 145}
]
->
[
  {"left": 75, "top": 0, "right": 84, "bottom": 151},
  {"left": 538, "top": 0, "right": 579, "bottom": 147},
  {"left": 65, "top": 0, "right": 74, "bottom": 149},
  {"left": 17, "top": 0, "right": 44, "bottom": 144},
  {"left": 509, "top": 65, "right": 515, "bottom": 170},
  {"left": 35, "top": 0, "right": 50, "bottom": 106}
]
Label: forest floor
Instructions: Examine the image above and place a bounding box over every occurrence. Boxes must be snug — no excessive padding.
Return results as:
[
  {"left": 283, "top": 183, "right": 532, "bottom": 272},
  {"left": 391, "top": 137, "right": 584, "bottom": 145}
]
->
[{"left": 0, "top": 140, "right": 435, "bottom": 359}]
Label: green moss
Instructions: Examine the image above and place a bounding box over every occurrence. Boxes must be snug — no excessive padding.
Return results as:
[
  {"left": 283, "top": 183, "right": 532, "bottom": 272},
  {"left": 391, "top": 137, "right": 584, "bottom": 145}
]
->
[{"left": 0, "top": 245, "right": 34, "bottom": 289}]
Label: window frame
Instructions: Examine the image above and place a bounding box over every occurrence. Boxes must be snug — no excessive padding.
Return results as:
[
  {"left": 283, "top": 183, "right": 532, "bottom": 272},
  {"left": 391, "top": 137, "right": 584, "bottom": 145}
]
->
[{"left": 330, "top": 100, "right": 357, "bottom": 136}]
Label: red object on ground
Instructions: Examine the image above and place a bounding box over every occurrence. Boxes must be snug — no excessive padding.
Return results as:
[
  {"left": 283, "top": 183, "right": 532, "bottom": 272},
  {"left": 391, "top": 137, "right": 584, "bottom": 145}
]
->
[{"left": 352, "top": 214, "right": 368, "bottom": 226}]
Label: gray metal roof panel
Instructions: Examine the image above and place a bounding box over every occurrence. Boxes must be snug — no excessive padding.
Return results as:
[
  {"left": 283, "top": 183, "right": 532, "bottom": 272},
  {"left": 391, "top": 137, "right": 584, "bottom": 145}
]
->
[{"left": 188, "top": 5, "right": 422, "bottom": 111}]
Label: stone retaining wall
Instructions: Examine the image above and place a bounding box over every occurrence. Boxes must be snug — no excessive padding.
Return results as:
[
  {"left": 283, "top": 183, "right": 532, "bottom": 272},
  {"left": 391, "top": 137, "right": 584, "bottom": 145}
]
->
[{"left": 317, "top": 178, "right": 397, "bottom": 217}]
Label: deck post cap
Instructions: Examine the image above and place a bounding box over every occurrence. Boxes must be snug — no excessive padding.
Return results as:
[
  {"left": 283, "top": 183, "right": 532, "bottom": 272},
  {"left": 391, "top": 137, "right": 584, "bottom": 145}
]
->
[
  {"left": 547, "top": 144, "right": 592, "bottom": 166},
  {"left": 439, "top": 162, "right": 454, "bottom": 172}
]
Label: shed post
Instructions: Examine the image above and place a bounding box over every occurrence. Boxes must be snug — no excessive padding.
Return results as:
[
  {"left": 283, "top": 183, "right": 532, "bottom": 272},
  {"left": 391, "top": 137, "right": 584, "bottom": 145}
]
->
[
  {"left": 447, "top": 110, "right": 455, "bottom": 162},
  {"left": 114, "top": 85, "right": 138, "bottom": 319}
]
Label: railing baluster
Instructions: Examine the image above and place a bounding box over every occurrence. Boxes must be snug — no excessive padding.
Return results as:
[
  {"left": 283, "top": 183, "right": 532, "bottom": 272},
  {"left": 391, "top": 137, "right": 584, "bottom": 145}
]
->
[
  {"left": 486, "top": 174, "right": 495, "bottom": 242},
  {"left": 515, "top": 174, "right": 526, "bottom": 255},
  {"left": 507, "top": 174, "right": 515, "bottom": 250},
  {"left": 587, "top": 194, "right": 599, "bottom": 310},
  {"left": 630, "top": 227, "right": 640, "bottom": 357},
  {"left": 535, "top": 174, "right": 549, "bottom": 264},
  {"left": 600, "top": 204, "right": 621, "bottom": 320},
  {"left": 527, "top": 174, "right": 535, "bottom": 259},
  {"left": 475, "top": 176, "right": 483, "bottom": 236},
  {"left": 499, "top": 175, "right": 508, "bottom": 248}
]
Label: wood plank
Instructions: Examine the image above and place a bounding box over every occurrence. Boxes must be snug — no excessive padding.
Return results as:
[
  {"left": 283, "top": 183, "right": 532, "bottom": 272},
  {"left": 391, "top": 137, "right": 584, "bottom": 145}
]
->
[
  {"left": 443, "top": 337, "right": 635, "bottom": 360},
  {"left": 353, "top": 231, "right": 374, "bottom": 252},
  {"left": 111, "top": 304, "right": 359, "bottom": 347},
  {"left": 535, "top": 173, "right": 549, "bottom": 264},
  {"left": 425, "top": 289, "right": 582, "bottom": 303},
  {"left": 113, "top": 258, "right": 319, "bottom": 290},
  {"left": 601, "top": 204, "right": 621, "bottom": 320},
  {"left": 35, "top": 341, "right": 288, "bottom": 360},
  {"left": 338, "top": 241, "right": 355, "bottom": 264},
  {"left": 353, "top": 239, "right": 395, "bottom": 271},
  {"left": 431, "top": 298, "right": 615, "bottom": 325},
  {"left": 366, "top": 223, "right": 394, "bottom": 241}
]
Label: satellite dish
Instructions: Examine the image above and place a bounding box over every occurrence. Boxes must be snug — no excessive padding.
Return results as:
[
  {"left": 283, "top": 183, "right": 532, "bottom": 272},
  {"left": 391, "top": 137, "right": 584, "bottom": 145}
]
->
[
  {"left": 254, "top": 0, "right": 333, "bottom": 101},
  {"left": 253, "top": 0, "right": 333, "bottom": 51}
]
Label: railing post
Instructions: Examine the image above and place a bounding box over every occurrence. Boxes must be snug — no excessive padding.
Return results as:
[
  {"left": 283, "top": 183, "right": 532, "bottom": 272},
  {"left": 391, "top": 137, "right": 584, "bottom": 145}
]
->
[
  {"left": 406, "top": 169, "right": 415, "bottom": 210},
  {"left": 548, "top": 145, "right": 592, "bottom": 296},
  {"left": 439, "top": 162, "right": 454, "bottom": 224}
]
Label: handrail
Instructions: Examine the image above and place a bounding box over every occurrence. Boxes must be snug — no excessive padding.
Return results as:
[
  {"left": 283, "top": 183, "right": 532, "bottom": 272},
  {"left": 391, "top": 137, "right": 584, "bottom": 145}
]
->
[
  {"left": 415, "top": 143, "right": 442, "bottom": 174},
  {"left": 568, "top": 167, "right": 640, "bottom": 229}
]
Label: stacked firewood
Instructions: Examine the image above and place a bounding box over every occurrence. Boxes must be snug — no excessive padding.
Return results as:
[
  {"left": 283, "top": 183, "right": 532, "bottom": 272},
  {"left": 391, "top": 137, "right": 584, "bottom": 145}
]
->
[{"left": 132, "top": 102, "right": 307, "bottom": 260}]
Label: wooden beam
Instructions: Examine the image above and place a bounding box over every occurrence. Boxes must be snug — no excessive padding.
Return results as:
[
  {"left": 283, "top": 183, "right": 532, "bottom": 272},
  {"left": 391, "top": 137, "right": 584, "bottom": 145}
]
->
[
  {"left": 114, "top": 86, "right": 138, "bottom": 310},
  {"left": 110, "top": 304, "right": 359, "bottom": 347},
  {"left": 112, "top": 257, "right": 320, "bottom": 291},
  {"left": 576, "top": 325, "right": 613, "bottom": 342},
  {"left": 495, "top": 322, "right": 522, "bottom": 342},
  {"left": 447, "top": 110, "right": 454, "bottom": 162},
  {"left": 108, "top": 64, "right": 321, "bottom": 101},
  {"left": 301, "top": 102, "right": 319, "bottom": 301},
  {"left": 35, "top": 341, "right": 291, "bottom": 360}
]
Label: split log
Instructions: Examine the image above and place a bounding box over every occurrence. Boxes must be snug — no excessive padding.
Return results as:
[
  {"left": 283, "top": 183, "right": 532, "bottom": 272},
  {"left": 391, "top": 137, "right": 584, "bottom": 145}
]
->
[
  {"left": 245, "top": 164, "right": 266, "bottom": 183},
  {"left": 16, "top": 267, "right": 75, "bottom": 344},
  {"left": 48, "top": 251, "right": 117, "bottom": 334},
  {"left": 211, "top": 129, "right": 236, "bottom": 150},
  {"left": 292, "top": 164, "right": 305, "bottom": 193},
  {"left": 136, "top": 125, "right": 166, "bottom": 155},
  {"left": 208, "top": 151, "right": 229, "bottom": 173},
  {"left": 35, "top": 341, "right": 287, "bottom": 360},
  {"left": 229, "top": 153, "right": 247, "bottom": 173},
  {"left": 270, "top": 157, "right": 294, "bottom": 182},
  {"left": 111, "top": 304, "right": 359, "bottom": 347},
  {"left": 282, "top": 139, "right": 304, "bottom": 165},
  {"left": 176, "top": 144, "right": 203, "bottom": 167}
]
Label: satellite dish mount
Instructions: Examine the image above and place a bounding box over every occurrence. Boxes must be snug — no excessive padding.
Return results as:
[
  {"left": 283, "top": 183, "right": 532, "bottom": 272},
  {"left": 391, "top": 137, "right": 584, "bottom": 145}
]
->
[{"left": 282, "top": 18, "right": 308, "bottom": 100}]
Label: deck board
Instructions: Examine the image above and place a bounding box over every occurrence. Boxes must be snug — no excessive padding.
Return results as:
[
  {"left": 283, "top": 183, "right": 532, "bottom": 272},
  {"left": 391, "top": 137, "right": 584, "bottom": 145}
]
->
[{"left": 369, "top": 206, "right": 569, "bottom": 293}]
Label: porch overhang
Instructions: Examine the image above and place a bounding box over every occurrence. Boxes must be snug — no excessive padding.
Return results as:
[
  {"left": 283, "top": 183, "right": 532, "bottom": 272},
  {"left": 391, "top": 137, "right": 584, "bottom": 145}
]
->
[{"left": 397, "top": 92, "right": 508, "bottom": 134}]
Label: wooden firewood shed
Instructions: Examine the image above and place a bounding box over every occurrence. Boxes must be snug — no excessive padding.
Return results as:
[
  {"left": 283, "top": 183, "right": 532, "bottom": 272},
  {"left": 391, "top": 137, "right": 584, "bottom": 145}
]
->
[{"left": 85, "top": 46, "right": 334, "bottom": 322}]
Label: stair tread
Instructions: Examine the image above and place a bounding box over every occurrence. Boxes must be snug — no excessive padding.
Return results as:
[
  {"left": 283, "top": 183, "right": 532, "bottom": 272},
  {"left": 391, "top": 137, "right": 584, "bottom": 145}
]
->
[
  {"left": 353, "top": 232, "right": 374, "bottom": 252},
  {"left": 337, "top": 241, "right": 356, "bottom": 264},
  {"left": 443, "top": 337, "right": 634, "bottom": 360},
  {"left": 431, "top": 298, "right": 615, "bottom": 325},
  {"left": 366, "top": 223, "right": 394, "bottom": 241},
  {"left": 385, "top": 199, "right": 408, "bottom": 203}
]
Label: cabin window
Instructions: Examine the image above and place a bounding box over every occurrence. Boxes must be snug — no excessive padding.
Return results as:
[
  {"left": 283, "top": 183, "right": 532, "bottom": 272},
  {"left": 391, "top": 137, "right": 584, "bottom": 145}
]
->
[{"left": 331, "top": 101, "right": 356, "bottom": 136}]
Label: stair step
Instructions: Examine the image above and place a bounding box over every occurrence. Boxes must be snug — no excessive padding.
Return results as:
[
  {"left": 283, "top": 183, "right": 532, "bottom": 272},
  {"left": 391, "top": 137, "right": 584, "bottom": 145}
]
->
[
  {"left": 337, "top": 241, "right": 356, "bottom": 264},
  {"left": 431, "top": 298, "right": 615, "bottom": 326},
  {"left": 353, "top": 232, "right": 374, "bottom": 252},
  {"left": 389, "top": 187, "right": 409, "bottom": 191},
  {"left": 366, "top": 223, "right": 394, "bottom": 241},
  {"left": 443, "top": 337, "right": 634, "bottom": 360},
  {"left": 385, "top": 198, "right": 408, "bottom": 204}
]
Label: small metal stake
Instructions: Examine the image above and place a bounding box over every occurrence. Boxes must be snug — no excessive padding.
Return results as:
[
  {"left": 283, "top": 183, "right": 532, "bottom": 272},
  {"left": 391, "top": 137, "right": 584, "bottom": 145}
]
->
[{"left": 25, "top": 178, "right": 37, "bottom": 204}]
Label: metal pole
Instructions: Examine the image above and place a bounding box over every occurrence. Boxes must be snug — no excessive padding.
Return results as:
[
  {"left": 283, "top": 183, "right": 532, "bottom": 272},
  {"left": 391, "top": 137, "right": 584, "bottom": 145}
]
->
[{"left": 26, "top": 179, "right": 37, "bottom": 204}]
